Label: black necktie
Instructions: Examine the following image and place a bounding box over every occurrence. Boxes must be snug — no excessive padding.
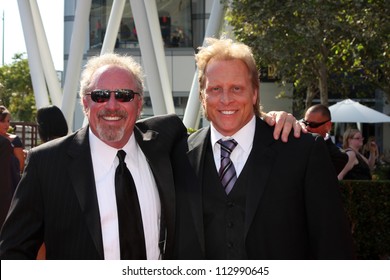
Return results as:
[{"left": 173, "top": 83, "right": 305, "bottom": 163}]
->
[{"left": 115, "top": 150, "right": 146, "bottom": 259}]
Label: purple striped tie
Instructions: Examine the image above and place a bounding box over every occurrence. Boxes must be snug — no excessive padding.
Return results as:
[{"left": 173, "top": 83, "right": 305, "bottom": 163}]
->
[{"left": 218, "top": 139, "right": 238, "bottom": 194}]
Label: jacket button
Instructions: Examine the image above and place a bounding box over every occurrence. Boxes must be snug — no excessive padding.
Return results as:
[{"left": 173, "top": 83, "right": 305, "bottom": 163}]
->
[{"left": 227, "top": 201, "right": 235, "bottom": 208}]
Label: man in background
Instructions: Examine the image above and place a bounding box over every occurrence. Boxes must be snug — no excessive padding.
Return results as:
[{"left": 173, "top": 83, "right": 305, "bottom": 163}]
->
[{"left": 303, "top": 104, "right": 348, "bottom": 175}]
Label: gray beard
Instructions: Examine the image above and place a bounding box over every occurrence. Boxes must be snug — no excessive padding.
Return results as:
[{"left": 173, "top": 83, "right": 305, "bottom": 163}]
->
[{"left": 96, "top": 123, "right": 125, "bottom": 143}]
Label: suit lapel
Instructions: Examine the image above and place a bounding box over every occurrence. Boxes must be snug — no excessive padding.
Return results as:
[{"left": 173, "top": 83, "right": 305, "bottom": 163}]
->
[
  {"left": 244, "top": 118, "right": 277, "bottom": 237},
  {"left": 134, "top": 126, "right": 175, "bottom": 208},
  {"left": 133, "top": 126, "right": 175, "bottom": 257},
  {"left": 187, "top": 128, "right": 210, "bottom": 255},
  {"left": 67, "top": 126, "right": 104, "bottom": 259}
]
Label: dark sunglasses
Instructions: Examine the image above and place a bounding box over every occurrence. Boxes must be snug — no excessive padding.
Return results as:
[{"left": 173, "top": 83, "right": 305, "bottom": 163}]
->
[
  {"left": 85, "top": 89, "right": 140, "bottom": 103},
  {"left": 301, "top": 119, "right": 330, "bottom": 128}
]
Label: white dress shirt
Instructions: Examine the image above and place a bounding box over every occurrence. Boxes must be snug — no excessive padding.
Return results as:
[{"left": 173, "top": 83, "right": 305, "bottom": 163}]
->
[
  {"left": 89, "top": 129, "right": 161, "bottom": 260},
  {"left": 210, "top": 115, "right": 256, "bottom": 177}
]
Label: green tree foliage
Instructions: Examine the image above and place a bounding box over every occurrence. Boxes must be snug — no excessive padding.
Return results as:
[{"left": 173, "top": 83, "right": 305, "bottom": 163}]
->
[
  {"left": 340, "top": 180, "right": 390, "bottom": 259},
  {"left": 0, "top": 53, "right": 36, "bottom": 121},
  {"left": 226, "top": 0, "right": 389, "bottom": 113}
]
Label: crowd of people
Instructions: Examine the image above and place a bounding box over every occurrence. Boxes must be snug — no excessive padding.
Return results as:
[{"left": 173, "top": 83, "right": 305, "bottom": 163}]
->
[{"left": 1, "top": 37, "right": 386, "bottom": 260}]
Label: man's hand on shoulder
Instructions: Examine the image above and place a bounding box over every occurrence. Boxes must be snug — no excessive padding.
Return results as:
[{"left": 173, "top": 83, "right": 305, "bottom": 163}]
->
[{"left": 262, "top": 111, "right": 308, "bottom": 142}]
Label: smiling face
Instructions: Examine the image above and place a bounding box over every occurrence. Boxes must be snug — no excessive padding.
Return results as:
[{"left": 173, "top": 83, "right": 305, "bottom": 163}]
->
[
  {"left": 82, "top": 65, "right": 143, "bottom": 148},
  {"left": 201, "top": 58, "right": 258, "bottom": 136}
]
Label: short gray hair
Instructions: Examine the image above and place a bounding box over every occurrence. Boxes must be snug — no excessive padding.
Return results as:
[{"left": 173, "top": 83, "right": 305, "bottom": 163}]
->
[{"left": 79, "top": 53, "right": 145, "bottom": 99}]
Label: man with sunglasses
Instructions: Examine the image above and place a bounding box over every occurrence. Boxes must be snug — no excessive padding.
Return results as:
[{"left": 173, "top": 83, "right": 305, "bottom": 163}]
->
[
  {"left": 302, "top": 104, "right": 348, "bottom": 175},
  {"left": 0, "top": 54, "right": 182, "bottom": 260},
  {"left": 0, "top": 53, "right": 301, "bottom": 260}
]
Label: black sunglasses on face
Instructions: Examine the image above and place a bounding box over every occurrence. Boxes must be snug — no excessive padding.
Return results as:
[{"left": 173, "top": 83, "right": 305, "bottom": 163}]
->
[
  {"left": 301, "top": 119, "right": 330, "bottom": 128},
  {"left": 85, "top": 89, "right": 140, "bottom": 103}
]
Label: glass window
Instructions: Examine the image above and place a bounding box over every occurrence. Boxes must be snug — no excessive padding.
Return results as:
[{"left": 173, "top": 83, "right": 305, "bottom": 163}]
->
[
  {"left": 90, "top": 0, "right": 107, "bottom": 49},
  {"left": 90, "top": 0, "right": 193, "bottom": 49}
]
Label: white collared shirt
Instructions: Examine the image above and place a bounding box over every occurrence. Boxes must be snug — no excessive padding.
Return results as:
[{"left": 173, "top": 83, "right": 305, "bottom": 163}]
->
[
  {"left": 89, "top": 129, "right": 161, "bottom": 260},
  {"left": 210, "top": 115, "right": 256, "bottom": 176}
]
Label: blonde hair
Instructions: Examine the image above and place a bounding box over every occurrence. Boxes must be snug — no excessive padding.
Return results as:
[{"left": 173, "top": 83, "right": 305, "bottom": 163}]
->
[
  {"left": 342, "top": 128, "right": 361, "bottom": 149},
  {"left": 195, "top": 37, "right": 261, "bottom": 116},
  {"left": 79, "top": 53, "right": 145, "bottom": 99}
]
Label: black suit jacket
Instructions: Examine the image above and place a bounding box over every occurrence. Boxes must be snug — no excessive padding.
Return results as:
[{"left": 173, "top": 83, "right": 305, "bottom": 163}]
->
[
  {"left": 176, "top": 117, "right": 355, "bottom": 259},
  {"left": 0, "top": 136, "right": 12, "bottom": 227},
  {"left": 325, "top": 137, "right": 348, "bottom": 175},
  {"left": 0, "top": 114, "right": 187, "bottom": 260}
]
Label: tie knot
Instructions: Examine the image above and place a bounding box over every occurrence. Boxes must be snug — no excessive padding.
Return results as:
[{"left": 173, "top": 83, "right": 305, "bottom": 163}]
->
[
  {"left": 218, "top": 139, "right": 238, "bottom": 156},
  {"left": 117, "top": 150, "right": 127, "bottom": 163}
]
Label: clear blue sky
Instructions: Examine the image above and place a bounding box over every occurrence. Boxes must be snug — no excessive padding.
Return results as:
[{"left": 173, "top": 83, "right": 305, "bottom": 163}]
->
[{"left": 0, "top": 0, "right": 64, "bottom": 70}]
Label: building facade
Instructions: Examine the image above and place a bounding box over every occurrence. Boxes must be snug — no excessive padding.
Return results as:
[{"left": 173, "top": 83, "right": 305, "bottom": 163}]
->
[
  {"left": 63, "top": 0, "right": 389, "bottom": 159},
  {"left": 64, "top": 0, "right": 293, "bottom": 130}
]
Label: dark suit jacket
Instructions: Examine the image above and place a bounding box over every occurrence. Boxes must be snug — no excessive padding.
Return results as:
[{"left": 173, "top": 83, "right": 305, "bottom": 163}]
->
[
  {"left": 0, "top": 114, "right": 187, "bottom": 260},
  {"left": 175, "top": 117, "right": 355, "bottom": 259},
  {"left": 325, "top": 137, "right": 348, "bottom": 175},
  {"left": 0, "top": 136, "right": 12, "bottom": 227}
]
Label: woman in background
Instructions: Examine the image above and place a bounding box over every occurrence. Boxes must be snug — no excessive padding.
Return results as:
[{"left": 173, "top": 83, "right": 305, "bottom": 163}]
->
[
  {"left": 0, "top": 135, "right": 12, "bottom": 227},
  {"left": 0, "top": 105, "right": 25, "bottom": 192},
  {"left": 362, "top": 136, "right": 379, "bottom": 164},
  {"left": 338, "top": 128, "right": 377, "bottom": 180}
]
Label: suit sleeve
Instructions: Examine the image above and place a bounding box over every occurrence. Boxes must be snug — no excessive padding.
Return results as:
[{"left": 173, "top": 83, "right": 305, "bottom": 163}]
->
[
  {"left": 304, "top": 136, "right": 355, "bottom": 259},
  {"left": 137, "top": 114, "right": 187, "bottom": 150},
  {"left": 0, "top": 149, "right": 44, "bottom": 259},
  {"left": 326, "top": 139, "right": 348, "bottom": 175}
]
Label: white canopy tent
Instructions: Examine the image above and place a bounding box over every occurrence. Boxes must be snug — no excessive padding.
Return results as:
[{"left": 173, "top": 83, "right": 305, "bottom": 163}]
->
[
  {"left": 329, "top": 99, "right": 390, "bottom": 123},
  {"left": 329, "top": 99, "right": 390, "bottom": 150}
]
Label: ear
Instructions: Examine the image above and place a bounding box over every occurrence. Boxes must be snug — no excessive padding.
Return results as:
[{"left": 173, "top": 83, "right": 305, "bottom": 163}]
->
[
  {"left": 201, "top": 94, "right": 207, "bottom": 111},
  {"left": 252, "top": 88, "right": 259, "bottom": 105},
  {"left": 136, "top": 97, "right": 143, "bottom": 117},
  {"left": 326, "top": 121, "right": 332, "bottom": 129},
  {"left": 82, "top": 97, "right": 90, "bottom": 114}
]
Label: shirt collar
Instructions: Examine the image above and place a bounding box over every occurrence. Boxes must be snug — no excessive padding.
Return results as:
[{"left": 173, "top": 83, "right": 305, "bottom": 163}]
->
[
  {"left": 89, "top": 128, "right": 136, "bottom": 171},
  {"left": 210, "top": 115, "right": 256, "bottom": 153}
]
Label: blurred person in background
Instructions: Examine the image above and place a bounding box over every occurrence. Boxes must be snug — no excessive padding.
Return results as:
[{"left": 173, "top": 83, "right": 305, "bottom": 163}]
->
[
  {"left": 0, "top": 105, "right": 25, "bottom": 192},
  {"left": 362, "top": 136, "right": 379, "bottom": 166},
  {"left": 34, "top": 105, "right": 69, "bottom": 260},
  {"left": 36, "top": 105, "right": 69, "bottom": 143},
  {"left": 302, "top": 104, "right": 348, "bottom": 175},
  {"left": 338, "top": 128, "right": 377, "bottom": 180},
  {"left": 0, "top": 135, "right": 13, "bottom": 227}
]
